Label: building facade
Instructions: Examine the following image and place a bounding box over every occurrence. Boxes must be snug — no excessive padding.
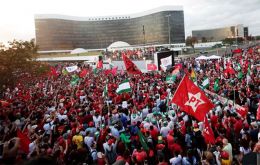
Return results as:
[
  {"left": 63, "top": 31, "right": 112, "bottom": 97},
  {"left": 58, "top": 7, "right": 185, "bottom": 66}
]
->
[
  {"left": 192, "top": 24, "right": 247, "bottom": 42},
  {"left": 35, "top": 6, "right": 185, "bottom": 52}
]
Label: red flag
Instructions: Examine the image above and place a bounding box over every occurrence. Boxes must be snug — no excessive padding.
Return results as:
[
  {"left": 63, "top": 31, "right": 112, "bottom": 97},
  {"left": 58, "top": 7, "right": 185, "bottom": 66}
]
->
[
  {"left": 256, "top": 101, "right": 260, "bottom": 120},
  {"left": 233, "top": 48, "right": 242, "bottom": 54},
  {"left": 122, "top": 55, "right": 142, "bottom": 74},
  {"left": 79, "top": 69, "right": 88, "bottom": 78},
  {"left": 171, "top": 74, "right": 214, "bottom": 121},
  {"left": 97, "top": 60, "right": 103, "bottom": 69},
  {"left": 111, "top": 66, "right": 118, "bottom": 76},
  {"left": 175, "top": 63, "right": 182, "bottom": 69},
  {"left": 147, "top": 64, "right": 157, "bottom": 71},
  {"left": 203, "top": 117, "right": 215, "bottom": 144},
  {"left": 235, "top": 105, "right": 248, "bottom": 118},
  {"left": 17, "top": 129, "right": 30, "bottom": 153},
  {"left": 215, "top": 62, "right": 220, "bottom": 70},
  {"left": 49, "top": 67, "right": 58, "bottom": 77}
]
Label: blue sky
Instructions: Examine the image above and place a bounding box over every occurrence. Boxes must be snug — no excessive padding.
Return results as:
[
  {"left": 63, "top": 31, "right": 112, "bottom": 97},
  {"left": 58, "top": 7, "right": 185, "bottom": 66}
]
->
[{"left": 0, "top": 0, "right": 259, "bottom": 44}]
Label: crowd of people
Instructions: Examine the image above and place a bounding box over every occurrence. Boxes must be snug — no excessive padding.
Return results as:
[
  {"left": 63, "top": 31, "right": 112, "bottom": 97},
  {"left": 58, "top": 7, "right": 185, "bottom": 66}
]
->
[
  {"left": 0, "top": 45, "right": 259, "bottom": 165},
  {"left": 108, "top": 47, "right": 155, "bottom": 61}
]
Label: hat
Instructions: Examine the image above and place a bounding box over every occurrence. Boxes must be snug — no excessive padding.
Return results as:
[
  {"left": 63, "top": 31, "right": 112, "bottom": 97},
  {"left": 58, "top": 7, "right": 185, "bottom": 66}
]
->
[
  {"left": 89, "top": 121, "right": 94, "bottom": 127},
  {"left": 220, "top": 151, "right": 229, "bottom": 160},
  {"left": 108, "top": 139, "right": 113, "bottom": 145}
]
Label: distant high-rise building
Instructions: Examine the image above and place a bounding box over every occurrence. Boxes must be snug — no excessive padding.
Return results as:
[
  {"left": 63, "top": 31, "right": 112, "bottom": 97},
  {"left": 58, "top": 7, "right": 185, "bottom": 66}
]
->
[
  {"left": 35, "top": 6, "right": 185, "bottom": 52},
  {"left": 244, "top": 27, "right": 249, "bottom": 38},
  {"left": 192, "top": 25, "right": 247, "bottom": 42}
]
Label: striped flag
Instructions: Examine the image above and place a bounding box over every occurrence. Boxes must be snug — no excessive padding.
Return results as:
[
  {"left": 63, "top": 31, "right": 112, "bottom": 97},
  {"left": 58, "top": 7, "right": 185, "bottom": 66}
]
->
[{"left": 116, "top": 79, "right": 131, "bottom": 94}]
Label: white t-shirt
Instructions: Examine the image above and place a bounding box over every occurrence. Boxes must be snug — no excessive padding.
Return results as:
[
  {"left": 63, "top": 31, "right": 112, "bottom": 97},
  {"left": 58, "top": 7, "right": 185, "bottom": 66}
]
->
[
  {"left": 160, "top": 126, "right": 170, "bottom": 137},
  {"left": 93, "top": 115, "right": 102, "bottom": 128},
  {"left": 169, "top": 155, "right": 182, "bottom": 165},
  {"left": 84, "top": 136, "right": 94, "bottom": 149},
  {"left": 239, "top": 147, "right": 251, "bottom": 155}
]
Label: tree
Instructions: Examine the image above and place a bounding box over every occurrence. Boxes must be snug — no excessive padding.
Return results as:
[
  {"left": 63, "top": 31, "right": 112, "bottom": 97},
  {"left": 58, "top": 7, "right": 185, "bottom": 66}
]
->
[
  {"left": 186, "top": 36, "right": 198, "bottom": 46},
  {"left": 0, "top": 39, "right": 39, "bottom": 91}
]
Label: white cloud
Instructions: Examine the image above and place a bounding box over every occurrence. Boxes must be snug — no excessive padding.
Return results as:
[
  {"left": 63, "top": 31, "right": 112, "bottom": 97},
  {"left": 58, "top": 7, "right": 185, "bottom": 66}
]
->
[{"left": 0, "top": 0, "right": 259, "bottom": 43}]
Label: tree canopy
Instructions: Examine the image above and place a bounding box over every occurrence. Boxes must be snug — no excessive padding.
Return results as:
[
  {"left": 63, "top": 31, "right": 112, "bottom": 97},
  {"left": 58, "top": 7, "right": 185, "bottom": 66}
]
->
[{"left": 0, "top": 39, "right": 40, "bottom": 91}]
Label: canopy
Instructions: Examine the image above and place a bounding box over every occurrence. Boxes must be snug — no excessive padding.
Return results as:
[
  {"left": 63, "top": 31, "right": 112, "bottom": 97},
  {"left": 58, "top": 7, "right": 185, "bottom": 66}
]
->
[
  {"left": 207, "top": 55, "right": 221, "bottom": 59},
  {"left": 70, "top": 48, "right": 87, "bottom": 54},
  {"left": 195, "top": 55, "right": 208, "bottom": 60}
]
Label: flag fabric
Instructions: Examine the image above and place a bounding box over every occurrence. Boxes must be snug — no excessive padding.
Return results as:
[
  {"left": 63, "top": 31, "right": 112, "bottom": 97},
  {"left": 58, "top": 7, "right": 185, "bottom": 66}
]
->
[
  {"left": 235, "top": 105, "right": 248, "bottom": 118},
  {"left": 257, "top": 101, "right": 260, "bottom": 120},
  {"left": 171, "top": 74, "right": 214, "bottom": 121},
  {"left": 172, "top": 67, "right": 180, "bottom": 76},
  {"left": 202, "top": 77, "right": 209, "bottom": 89},
  {"left": 97, "top": 60, "right": 103, "bottom": 69},
  {"left": 17, "top": 129, "right": 30, "bottom": 153},
  {"left": 103, "top": 83, "right": 108, "bottom": 97},
  {"left": 62, "top": 68, "right": 68, "bottom": 75},
  {"left": 137, "top": 129, "right": 149, "bottom": 151},
  {"left": 215, "top": 62, "right": 220, "bottom": 70},
  {"left": 49, "top": 67, "right": 58, "bottom": 77},
  {"left": 203, "top": 118, "right": 215, "bottom": 144},
  {"left": 93, "top": 68, "right": 98, "bottom": 75},
  {"left": 71, "top": 75, "right": 80, "bottom": 86},
  {"left": 238, "top": 71, "right": 243, "bottom": 79},
  {"left": 190, "top": 69, "right": 197, "bottom": 85},
  {"left": 160, "top": 56, "right": 172, "bottom": 71},
  {"left": 122, "top": 55, "right": 142, "bottom": 75},
  {"left": 214, "top": 78, "right": 220, "bottom": 92},
  {"left": 233, "top": 48, "right": 242, "bottom": 54},
  {"left": 116, "top": 79, "right": 131, "bottom": 94},
  {"left": 147, "top": 64, "right": 157, "bottom": 71},
  {"left": 166, "top": 75, "right": 176, "bottom": 84},
  {"left": 111, "top": 66, "right": 118, "bottom": 76},
  {"left": 79, "top": 69, "right": 88, "bottom": 78},
  {"left": 66, "top": 65, "right": 78, "bottom": 73}
]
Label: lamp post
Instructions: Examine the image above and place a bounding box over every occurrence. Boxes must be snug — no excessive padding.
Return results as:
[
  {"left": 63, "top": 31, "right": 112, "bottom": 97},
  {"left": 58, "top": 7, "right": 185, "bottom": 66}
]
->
[{"left": 166, "top": 14, "right": 171, "bottom": 47}]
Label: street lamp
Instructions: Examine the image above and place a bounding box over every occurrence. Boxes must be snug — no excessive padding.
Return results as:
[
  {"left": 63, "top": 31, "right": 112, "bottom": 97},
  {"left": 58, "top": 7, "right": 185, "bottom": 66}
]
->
[{"left": 165, "top": 14, "right": 171, "bottom": 47}]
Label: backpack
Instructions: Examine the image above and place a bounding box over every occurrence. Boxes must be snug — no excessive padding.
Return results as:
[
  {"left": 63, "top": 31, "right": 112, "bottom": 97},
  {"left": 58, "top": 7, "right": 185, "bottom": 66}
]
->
[
  {"left": 87, "top": 150, "right": 97, "bottom": 164},
  {"left": 105, "top": 146, "right": 117, "bottom": 164}
]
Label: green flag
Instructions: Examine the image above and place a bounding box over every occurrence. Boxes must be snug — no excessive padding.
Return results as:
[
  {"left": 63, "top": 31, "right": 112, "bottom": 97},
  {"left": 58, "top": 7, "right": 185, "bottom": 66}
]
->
[
  {"left": 103, "top": 83, "right": 108, "bottom": 97},
  {"left": 247, "top": 64, "right": 251, "bottom": 75},
  {"left": 137, "top": 129, "right": 149, "bottom": 151},
  {"left": 71, "top": 75, "right": 80, "bottom": 86},
  {"left": 238, "top": 71, "right": 243, "bottom": 79},
  {"left": 120, "top": 133, "right": 131, "bottom": 149},
  {"left": 166, "top": 75, "right": 176, "bottom": 84},
  {"left": 116, "top": 79, "right": 131, "bottom": 94},
  {"left": 62, "top": 68, "right": 68, "bottom": 75},
  {"left": 214, "top": 78, "right": 220, "bottom": 92},
  {"left": 93, "top": 68, "right": 98, "bottom": 75},
  {"left": 201, "top": 77, "right": 209, "bottom": 89}
]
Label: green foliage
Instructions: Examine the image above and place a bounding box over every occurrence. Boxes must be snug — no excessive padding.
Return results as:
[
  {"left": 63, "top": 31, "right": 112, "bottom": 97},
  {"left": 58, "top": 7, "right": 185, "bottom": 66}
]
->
[
  {"left": 0, "top": 39, "right": 39, "bottom": 90},
  {"left": 222, "top": 37, "right": 244, "bottom": 45},
  {"left": 186, "top": 36, "right": 198, "bottom": 46}
]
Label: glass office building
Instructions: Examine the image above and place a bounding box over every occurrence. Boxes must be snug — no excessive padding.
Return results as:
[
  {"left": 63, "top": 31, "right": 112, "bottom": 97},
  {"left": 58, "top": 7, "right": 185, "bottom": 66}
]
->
[
  {"left": 192, "top": 24, "right": 247, "bottom": 42},
  {"left": 35, "top": 6, "right": 185, "bottom": 51}
]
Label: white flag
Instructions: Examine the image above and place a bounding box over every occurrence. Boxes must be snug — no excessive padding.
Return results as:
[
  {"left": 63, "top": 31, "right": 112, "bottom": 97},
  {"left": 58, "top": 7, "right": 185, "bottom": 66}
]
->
[
  {"left": 160, "top": 56, "right": 172, "bottom": 71},
  {"left": 66, "top": 65, "right": 78, "bottom": 73}
]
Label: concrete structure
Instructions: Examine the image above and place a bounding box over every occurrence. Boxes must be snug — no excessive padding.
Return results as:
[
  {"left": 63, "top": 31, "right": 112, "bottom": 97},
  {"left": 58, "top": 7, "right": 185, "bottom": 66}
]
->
[
  {"left": 35, "top": 6, "right": 185, "bottom": 52},
  {"left": 192, "top": 25, "right": 247, "bottom": 42}
]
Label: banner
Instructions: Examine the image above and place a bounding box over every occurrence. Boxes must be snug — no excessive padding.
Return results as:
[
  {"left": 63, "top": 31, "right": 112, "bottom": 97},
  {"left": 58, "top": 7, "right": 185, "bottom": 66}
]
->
[{"left": 66, "top": 65, "right": 78, "bottom": 73}]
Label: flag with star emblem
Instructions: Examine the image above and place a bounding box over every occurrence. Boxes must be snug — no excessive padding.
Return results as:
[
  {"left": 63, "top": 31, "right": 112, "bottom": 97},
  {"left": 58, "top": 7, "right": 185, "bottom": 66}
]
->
[
  {"left": 171, "top": 74, "right": 214, "bottom": 121},
  {"left": 203, "top": 117, "right": 215, "bottom": 144}
]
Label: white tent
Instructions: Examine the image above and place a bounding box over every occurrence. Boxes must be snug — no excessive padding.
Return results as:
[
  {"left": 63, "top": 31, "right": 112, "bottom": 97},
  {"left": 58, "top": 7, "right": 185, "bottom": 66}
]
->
[
  {"left": 195, "top": 55, "right": 208, "bottom": 60},
  {"left": 207, "top": 55, "right": 221, "bottom": 59},
  {"left": 70, "top": 48, "right": 87, "bottom": 54}
]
